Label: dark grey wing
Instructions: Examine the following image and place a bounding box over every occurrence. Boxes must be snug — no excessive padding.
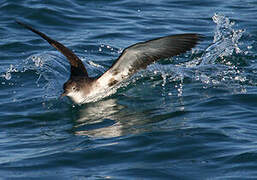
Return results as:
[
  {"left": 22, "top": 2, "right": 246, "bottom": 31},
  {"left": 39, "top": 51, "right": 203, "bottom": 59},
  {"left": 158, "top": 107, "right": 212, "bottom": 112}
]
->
[
  {"left": 97, "top": 34, "right": 201, "bottom": 87},
  {"left": 16, "top": 20, "right": 88, "bottom": 77}
]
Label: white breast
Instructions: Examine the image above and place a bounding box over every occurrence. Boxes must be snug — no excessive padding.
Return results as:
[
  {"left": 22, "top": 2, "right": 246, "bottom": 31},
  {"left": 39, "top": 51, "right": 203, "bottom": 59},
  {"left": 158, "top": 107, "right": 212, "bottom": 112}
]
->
[
  {"left": 67, "top": 70, "right": 130, "bottom": 104},
  {"left": 67, "top": 91, "right": 86, "bottom": 104}
]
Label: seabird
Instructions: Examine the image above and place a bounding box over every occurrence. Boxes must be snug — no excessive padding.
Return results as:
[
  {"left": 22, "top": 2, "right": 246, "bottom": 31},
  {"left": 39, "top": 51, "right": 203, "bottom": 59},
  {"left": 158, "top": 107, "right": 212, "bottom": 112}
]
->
[{"left": 16, "top": 20, "right": 201, "bottom": 104}]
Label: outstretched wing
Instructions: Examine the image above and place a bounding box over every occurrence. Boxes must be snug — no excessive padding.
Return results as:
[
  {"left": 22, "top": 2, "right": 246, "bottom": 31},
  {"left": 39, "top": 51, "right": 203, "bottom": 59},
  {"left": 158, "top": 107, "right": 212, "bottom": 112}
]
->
[
  {"left": 97, "top": 34, "right": 201, "bottom": 87},
  {"left": 16, "top": 20, "right": 88, "bottom": 77}
]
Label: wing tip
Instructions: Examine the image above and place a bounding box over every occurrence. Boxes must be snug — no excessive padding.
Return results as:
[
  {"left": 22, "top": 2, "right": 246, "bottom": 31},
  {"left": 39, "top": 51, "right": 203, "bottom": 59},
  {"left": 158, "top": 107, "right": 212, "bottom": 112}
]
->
[
  {"left": 15, "top": 19, "right": 29, "bottom": 29},
  {"left": 16, "top": 19, "right": 89, "bottom": 78}
]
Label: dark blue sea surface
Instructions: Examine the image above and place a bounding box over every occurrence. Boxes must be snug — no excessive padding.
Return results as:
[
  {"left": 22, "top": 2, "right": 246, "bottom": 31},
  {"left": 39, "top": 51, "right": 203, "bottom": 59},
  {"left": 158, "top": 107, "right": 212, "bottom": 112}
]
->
[{"left": 1, "top": 0, "right": 257, "bottom": 179}]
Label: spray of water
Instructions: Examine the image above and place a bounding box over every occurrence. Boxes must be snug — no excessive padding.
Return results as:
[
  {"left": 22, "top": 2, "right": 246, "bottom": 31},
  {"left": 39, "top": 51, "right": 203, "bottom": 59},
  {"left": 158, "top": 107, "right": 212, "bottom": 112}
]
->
[
  {"left": 201, "top": 13, "right": 245, "bottom": 65},
  {"left": 0, "top": 13, "right": 253, "bottom": 104}
]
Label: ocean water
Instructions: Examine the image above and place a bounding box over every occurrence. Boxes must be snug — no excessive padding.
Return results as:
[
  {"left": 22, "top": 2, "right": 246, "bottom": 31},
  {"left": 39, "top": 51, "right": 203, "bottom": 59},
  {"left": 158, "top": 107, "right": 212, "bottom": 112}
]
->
[{"left": 1, "top": 0, "right": 257, "bottom": 179}]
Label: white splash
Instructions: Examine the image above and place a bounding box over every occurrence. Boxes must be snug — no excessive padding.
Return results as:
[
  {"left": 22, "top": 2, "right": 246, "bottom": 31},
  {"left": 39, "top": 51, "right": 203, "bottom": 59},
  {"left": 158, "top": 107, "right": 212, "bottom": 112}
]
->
[
  {"left": 31, "top": 55, "right": 44, "bottom": 67},
  {"left": 1, "top": 64, "right": 18, "bottom": 80},
  {"left": 201, "top": 13, "right": 245, "bottom": 65}
]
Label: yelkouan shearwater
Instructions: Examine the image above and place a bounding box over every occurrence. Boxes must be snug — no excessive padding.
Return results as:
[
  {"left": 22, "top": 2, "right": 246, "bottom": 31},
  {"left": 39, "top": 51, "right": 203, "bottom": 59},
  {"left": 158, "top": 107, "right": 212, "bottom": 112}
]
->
[{"left": 16, "top": 21, "right": 201, "bottom": 104}]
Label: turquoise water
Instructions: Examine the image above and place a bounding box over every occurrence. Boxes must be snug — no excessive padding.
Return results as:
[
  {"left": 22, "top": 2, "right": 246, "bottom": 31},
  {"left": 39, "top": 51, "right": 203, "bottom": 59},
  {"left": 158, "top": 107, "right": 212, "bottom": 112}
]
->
[{"left": 1, "top": 0, "right": 257, "bottom": 179}]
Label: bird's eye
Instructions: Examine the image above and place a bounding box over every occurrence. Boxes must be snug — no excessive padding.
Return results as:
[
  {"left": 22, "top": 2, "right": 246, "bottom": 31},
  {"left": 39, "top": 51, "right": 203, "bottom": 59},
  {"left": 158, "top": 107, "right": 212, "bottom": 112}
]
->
[{"left": 72, "top": 86, "right": 76, "bottom": 91}]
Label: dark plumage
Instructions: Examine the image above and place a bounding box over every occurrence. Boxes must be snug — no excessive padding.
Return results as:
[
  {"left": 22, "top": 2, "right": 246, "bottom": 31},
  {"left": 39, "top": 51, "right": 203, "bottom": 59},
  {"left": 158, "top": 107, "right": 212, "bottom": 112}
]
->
[{"left": 16, "top": 20, "right": 202, "bottom": 104}]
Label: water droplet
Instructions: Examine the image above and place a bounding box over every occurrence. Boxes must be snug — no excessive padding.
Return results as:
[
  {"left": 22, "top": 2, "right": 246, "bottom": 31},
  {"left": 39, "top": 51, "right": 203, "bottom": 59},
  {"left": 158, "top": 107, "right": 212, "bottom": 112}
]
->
[
  {"left": 247, "top": 45, "right": 252, "bottom": 50},
  {"left": 5, "top": 72, "right": 11, "bottom": 80}
]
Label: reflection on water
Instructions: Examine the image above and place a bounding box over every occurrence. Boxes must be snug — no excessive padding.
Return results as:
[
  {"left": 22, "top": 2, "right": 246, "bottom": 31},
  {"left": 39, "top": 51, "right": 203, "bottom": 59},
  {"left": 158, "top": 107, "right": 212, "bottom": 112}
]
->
[
  {"left": 72, "top": 97, "right": 188, "bottom": 138},
  {"left": 74, "top": 99, "right": 124, "bottom": 138},
  {"left": 73, "top": 98, "right": 149, "bottom": 138}
]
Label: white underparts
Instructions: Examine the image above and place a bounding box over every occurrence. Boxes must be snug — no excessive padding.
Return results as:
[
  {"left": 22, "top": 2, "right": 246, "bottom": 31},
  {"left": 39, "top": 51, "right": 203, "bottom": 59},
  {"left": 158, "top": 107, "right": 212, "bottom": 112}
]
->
[{"left": 67, "top": 69, "right": 131, "bottom": 104}]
